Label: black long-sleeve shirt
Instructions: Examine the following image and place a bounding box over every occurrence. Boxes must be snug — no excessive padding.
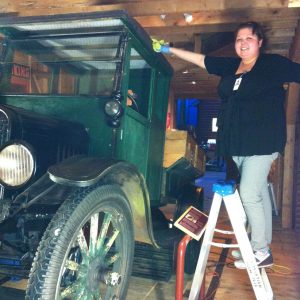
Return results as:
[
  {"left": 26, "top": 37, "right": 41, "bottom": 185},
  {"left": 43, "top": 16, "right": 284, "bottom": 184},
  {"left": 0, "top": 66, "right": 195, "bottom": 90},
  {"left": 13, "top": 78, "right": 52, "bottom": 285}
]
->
[{"left": 205, "top": 54, "right": 300, "bottom": 156}]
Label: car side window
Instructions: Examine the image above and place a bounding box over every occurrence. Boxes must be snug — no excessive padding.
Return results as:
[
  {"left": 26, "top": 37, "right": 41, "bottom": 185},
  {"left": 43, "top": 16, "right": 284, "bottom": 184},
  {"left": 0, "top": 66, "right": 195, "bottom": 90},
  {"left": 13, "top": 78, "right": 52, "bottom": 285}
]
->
[{"left": 127, "top": 47, "right": 151, "bottom": 118}]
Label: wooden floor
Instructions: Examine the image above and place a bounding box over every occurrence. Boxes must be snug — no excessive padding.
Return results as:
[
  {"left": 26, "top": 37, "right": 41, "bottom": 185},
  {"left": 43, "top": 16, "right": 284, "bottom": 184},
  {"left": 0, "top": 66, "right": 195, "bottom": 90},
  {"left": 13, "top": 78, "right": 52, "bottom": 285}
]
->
[
  {"left": 2, "top": 171, "right": 300, "bottom": 299},
  {"left": 127, "top": 213, "right": 300, "bottom": 300}
]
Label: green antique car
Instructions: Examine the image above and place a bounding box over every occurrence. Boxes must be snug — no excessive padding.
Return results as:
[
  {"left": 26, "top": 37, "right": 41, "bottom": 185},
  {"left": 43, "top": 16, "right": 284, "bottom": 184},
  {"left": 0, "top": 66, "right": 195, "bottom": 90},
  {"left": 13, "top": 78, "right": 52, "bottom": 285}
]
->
[{"left": 0, "top": 11, "right": 203, "bottom": 299}]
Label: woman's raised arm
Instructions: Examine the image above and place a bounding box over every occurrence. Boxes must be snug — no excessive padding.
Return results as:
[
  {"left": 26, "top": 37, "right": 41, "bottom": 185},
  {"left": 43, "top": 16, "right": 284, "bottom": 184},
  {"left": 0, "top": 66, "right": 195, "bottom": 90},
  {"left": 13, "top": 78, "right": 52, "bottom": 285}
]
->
[
  {"left": 169, "top": 47, "right": 206, "bottom": 69},
  {"left": 152, "top": 39, "right": 206, "bottom": 69}
]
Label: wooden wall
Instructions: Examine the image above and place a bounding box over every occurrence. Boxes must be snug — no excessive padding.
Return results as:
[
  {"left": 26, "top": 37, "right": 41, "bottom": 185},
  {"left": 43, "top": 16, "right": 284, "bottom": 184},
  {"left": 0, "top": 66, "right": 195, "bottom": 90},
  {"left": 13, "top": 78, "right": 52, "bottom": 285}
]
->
[{"left": 293, "top": 107, "right": 300, "bottom": 230}]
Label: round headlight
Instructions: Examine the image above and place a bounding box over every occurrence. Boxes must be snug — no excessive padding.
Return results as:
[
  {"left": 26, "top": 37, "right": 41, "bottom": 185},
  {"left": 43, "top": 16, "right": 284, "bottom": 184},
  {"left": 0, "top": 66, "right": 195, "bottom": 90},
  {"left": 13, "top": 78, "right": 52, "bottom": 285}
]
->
[
  {"left": 0, "top": 143, "right": 35, "bottom": 187},
  {"left": 104, "top": 100, "right": 123, "bottom": 118}
]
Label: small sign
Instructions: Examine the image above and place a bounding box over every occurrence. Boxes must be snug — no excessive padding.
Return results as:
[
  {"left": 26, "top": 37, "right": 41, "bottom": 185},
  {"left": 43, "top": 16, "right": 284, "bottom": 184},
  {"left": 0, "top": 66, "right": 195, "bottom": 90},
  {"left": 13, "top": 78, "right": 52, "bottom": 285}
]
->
[
  {"left": 174, "top": 206, "right": 208, "bottom": 240},
  {"left": 12, "top": 63, "right": 30, "bottom": 79}
]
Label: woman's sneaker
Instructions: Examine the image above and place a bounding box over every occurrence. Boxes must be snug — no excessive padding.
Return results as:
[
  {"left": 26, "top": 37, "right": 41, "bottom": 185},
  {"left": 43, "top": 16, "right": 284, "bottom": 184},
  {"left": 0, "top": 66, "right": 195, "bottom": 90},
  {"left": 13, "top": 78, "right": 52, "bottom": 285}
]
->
[{"left": 234, "top": 250, "right": 273, "bottom": 269}]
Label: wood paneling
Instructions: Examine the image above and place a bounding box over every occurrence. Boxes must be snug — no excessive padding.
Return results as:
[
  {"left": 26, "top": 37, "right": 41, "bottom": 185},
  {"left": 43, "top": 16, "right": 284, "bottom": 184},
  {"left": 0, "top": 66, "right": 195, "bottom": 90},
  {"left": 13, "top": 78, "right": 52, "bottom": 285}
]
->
[{"left": 293, "top": 109, "right": 300, "bottom": 230}]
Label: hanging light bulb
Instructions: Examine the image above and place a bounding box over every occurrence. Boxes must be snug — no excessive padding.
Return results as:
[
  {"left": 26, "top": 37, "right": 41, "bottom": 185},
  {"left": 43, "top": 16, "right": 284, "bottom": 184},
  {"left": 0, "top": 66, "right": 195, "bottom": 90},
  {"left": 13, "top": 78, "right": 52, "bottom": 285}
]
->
[{"left": 183, "top": 13, "right": 193, "bottom": 23}]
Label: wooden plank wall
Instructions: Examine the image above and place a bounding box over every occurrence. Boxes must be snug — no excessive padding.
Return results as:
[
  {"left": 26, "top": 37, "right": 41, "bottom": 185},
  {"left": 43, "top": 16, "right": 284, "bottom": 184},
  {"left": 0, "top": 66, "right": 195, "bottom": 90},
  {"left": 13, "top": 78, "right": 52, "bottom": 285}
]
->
[
  {"left": 293, "top": 108, "right": 300, "bottom": 230},
  {"left": 282, "top": 20, "right": 300, "bottom": 228}
]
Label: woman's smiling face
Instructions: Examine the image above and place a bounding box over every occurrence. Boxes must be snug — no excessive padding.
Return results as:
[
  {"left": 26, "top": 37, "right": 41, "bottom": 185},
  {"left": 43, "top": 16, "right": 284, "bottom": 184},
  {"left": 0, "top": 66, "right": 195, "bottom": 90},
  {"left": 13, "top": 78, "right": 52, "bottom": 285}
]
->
[{"left": 235, "top": 27, "right": 263, "bottom": 61}]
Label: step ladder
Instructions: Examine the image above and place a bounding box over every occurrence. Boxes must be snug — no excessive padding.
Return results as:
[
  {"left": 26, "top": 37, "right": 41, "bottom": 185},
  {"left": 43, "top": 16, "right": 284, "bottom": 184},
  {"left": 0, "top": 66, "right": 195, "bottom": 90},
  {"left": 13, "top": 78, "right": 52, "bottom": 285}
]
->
[{"left": 188, "top": 181, "right": 273, "bottom": 300}]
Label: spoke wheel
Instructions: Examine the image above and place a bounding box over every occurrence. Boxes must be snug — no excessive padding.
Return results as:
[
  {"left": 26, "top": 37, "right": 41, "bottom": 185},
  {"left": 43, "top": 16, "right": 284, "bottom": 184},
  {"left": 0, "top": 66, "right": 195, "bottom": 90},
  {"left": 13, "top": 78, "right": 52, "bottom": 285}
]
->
[{"left": 26, "top": 185, "right": 134, "bottom": 300}]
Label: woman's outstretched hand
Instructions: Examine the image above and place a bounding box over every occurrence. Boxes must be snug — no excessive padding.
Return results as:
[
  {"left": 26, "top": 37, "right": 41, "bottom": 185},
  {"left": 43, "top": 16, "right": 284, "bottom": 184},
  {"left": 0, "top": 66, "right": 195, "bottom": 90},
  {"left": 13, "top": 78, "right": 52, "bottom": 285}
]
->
[{"left": 152, "top": 39, "right": 170, "bottom": 53}]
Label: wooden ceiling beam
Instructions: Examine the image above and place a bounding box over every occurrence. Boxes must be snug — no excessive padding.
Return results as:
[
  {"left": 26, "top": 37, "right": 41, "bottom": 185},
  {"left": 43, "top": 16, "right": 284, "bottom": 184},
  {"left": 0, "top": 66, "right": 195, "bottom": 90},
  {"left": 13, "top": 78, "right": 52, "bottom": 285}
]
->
[
  {"left": 151, "top": 34, "right": 194, "bottom": 44},
  {"left": 173, "top": 73, "right": 219, "bottom": 81},
  {"left": 146, "top": 16, "right": 299, "bottom": 38},
  {"left": 139, "top": 8, "right": 300, "bottom": 28},
  {"left": 146, "top": 24, "right": 237, "bottom": 37},
  {"left": 174, "top": 91, "right": 220, "bottom": 100},
  {"left": 0, "top": 0, "right": 295, "bottom": 17}
]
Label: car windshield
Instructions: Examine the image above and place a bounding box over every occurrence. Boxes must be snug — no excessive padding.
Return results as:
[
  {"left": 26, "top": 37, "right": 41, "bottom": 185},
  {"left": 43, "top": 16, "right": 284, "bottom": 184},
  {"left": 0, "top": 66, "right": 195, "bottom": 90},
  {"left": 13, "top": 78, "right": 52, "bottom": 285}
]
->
[{"left": 0, "top": 18, "right": 126, "bottom": 96}]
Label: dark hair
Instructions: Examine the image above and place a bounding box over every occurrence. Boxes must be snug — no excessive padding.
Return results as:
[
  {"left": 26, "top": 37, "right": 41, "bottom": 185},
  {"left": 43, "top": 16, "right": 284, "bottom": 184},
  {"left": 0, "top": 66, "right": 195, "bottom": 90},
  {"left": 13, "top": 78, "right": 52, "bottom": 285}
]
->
[{"left": 235, "top": 21, "right": 266, "bottom": 48}]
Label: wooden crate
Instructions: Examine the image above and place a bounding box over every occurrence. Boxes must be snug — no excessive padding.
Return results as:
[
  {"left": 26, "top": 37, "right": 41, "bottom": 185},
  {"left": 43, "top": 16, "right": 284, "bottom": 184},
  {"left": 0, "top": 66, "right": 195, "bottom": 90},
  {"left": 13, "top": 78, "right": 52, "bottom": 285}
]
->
[
  {"left": 163, "top": 130, "right": 187, "bottom": 168},
  {"left": 163, "top": 130, "right": 205, "bottom": 174}
]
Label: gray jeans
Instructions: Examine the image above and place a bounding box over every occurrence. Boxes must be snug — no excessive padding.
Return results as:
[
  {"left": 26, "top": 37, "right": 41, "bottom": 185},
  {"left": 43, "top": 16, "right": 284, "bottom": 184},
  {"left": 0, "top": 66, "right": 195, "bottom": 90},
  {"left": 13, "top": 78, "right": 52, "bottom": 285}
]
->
[{"left": 232, "top": 153, "right": 278, "bottom": 252}]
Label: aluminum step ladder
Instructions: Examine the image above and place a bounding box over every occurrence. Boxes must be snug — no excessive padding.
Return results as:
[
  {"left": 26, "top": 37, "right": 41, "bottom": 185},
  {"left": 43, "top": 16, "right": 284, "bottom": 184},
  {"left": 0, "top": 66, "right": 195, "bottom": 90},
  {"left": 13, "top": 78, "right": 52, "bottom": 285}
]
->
[{"left": 188, "top": 181, "right": 273, "bottom": 300}]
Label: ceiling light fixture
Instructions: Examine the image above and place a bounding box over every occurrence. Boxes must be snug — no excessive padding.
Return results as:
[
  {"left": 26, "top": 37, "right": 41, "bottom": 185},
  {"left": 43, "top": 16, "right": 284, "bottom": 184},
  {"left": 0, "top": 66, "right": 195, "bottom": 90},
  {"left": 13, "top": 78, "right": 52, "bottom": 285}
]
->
[{"left": 183, "top": 13, "right": 193, "bottom": 23}]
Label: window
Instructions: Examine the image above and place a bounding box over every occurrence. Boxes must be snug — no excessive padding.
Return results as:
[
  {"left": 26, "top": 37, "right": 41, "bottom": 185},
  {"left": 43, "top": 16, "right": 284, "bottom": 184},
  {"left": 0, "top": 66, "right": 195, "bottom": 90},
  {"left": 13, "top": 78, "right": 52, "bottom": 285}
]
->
[
  {"left": 127, "top": 48, "right": 151, "bottom": 118},
  {"left": 0, "top": 34, "right": 123, "bottom": 96}
]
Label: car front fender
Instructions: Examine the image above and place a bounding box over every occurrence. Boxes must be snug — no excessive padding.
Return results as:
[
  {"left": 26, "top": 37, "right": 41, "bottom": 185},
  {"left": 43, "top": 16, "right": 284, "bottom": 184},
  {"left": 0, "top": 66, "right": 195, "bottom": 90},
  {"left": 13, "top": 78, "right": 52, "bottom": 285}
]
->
[{"left": 48, "top": 155, "right": 158, "bottom": 247}]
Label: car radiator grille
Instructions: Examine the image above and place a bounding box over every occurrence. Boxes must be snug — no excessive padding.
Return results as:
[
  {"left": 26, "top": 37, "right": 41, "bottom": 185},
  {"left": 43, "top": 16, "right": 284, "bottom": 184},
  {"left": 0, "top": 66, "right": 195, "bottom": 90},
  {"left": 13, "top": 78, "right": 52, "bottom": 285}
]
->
[
  {"left": 56, "top": 144, "right": 87, "bottom": 163},
  {"left": 0, "top": 109, "right": 10, "bottom": 146}
]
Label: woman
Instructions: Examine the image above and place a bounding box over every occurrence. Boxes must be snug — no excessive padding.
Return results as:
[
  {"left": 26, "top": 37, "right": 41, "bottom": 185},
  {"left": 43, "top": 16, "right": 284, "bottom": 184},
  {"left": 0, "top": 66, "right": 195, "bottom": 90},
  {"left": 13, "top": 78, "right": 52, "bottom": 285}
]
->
[{"left": 154, "top": 21, "right": 300, "bottom": 268}]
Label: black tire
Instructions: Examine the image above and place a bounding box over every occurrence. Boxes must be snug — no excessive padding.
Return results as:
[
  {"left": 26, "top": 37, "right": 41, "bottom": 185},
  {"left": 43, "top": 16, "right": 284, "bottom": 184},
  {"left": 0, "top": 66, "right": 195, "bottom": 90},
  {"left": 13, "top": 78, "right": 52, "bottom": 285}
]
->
[
  {"left": 184, "top": 239, "right": 201, "bottom": 274},
  {"left": 26, "top": 184, "right": 134, "bottom": 300}
]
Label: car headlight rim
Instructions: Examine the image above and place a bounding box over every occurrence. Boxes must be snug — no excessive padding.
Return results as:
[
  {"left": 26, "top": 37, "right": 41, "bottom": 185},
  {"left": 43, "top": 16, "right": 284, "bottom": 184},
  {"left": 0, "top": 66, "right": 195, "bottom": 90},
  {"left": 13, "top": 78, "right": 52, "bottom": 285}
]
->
[
  {"left": 104, "top": 100, "right": 123, "bottom": 118},
  {"left": 0, "top": 142, "right": 35, "bottom": 188}
]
